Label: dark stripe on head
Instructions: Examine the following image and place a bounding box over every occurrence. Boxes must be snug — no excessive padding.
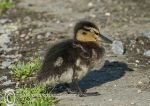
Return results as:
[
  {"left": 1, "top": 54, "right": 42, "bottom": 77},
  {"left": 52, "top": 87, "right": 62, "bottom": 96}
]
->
[{"left": 74, "top": 21, "right": 98, "bottom": 36}]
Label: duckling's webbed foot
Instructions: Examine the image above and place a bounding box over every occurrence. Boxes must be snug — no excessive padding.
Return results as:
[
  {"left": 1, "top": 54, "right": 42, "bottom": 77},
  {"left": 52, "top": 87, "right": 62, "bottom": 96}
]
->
[
  {"left": 71, "top": 81, "right": 100, "bottom": 97},
  {"left": 72, "top": 80, "right": 85, "bottom": 97},
  {"left": 66, "top": 82, "right": 86, "bottom": 95},
  {"left": 84, "top": 92, "right": 101, "bottom": 96}
]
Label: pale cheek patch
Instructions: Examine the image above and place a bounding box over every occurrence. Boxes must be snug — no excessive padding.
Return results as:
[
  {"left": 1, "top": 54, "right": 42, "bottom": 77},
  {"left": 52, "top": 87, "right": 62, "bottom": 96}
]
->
[
  {"left": 76, "top": 29, "right": 100, "bottom": 42},
  {"left": 77, "top": 33, "right": 97, "bottom": 42},
  {"left": 85, "top": 33, "right": 97, "bottom": 41},
  {"left": 54, "top": 57, "right": 63, "bottom": 67}
]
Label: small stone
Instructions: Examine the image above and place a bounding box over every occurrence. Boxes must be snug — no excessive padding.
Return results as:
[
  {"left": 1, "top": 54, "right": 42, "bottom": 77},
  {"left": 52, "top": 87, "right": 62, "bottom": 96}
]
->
[
  {"left": 37, "top": 35, "right": 42, "bottom": 39},
  {"left": 0, "top": 27, "right": 5, "bottom": 33},
  {"left": 112, "top": 40, "right": 124, "bottom": 55},
  {"left": 138, "top": 40, "right": 144, "bottom": 45},
  {"left": 138, "top": 81, "right": 143, "bottom": 84},
  {"left": 89, "top": 14, "right": 96, "bottom": 18},
  {"left": 4, "top": 24, "right": 18, "bottom": 32},
  {"left": 0, "top": 18, "right": 11, "bottom": 24},
  {"left": 131, "top": 44, "right": 135, "bottom": 48},
  {"left": 143, "top": 50, "right": 150, "bottom": 57},
  {"left": 5, "top": 48, "right": 13, "bottom": 52},
  {"left": 20, "top": 34, "right": 26, "bottom": 38},
  {"left": 25, "top": 36, "right": 29, "bottom": 40},
  {"left": 136, "top": 48, "right": 140, "bottom": 54},
  {"left": 135, "top": 63, "right": 138, "bottom": 67},
  {"left": 105, "top": 12, "right": 111, "bottom": 16},
  {"left": 88, "top": 2, "right": 93, "bottom": 7},
  {"left": 114, "top": 84, "right": 117, "bottom": 87},
  {"left": 14, "top": 58, "right": 19, "bottom": 62},
  {"left": 142, "top": 30, "right": 150, "bottom": 39},
  {"left": 45, "top": 32, "right": 51, "bottom": 37},
  {"left": 15, "top": 31, "right": 19, "bottom": 35},
  {"left": 108, "top": 99, "right": 112, "bottom": 101},
  {"left": 56, "top": 20, "right": 60, "bottom": 24},
  {"left": 131, "top": 102, "right": 135, "bottom": 105},
  {"left": 1, "top": 59, "right": 12, "bottom": 68},
  {"left": 2, "top": 80, "right": 15, "bottom": 86},
  {"left": 16, "top": 54, "right": 22, "bottom": 58},
  {"left": 15, "top": 82, "right": 20, "bottom": 88},
  {"left": 137, "top": 89, "right": 142, "bottom": 93},
  {"left": 68, "top": 23, "right": 73, "bottom": 27},
  {"left": 135, "top": 60, "right": 140, "bottom": 63},
  {"left": 24, "top": 16, "right": 32, "bottom": 23},
  {"left": 0, "top": 76, "right": 7, "bottom": 81},
  {"left": 8, "top": 64, "right": 14, "bottom": 69},
  {"left": 26, "top": 41, "right": 30, "bottom": 44},
  {"left": 0, "top": 33, "right": 11, "bottom": 51}
]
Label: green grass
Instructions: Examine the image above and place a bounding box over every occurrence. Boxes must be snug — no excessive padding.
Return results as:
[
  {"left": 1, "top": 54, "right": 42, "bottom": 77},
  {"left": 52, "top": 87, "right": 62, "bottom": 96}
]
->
[
  {"left": 0, "top": 0, "right": 15, "bottom": 15},
  {"left": 11, "top": 58, "right": 42, "bottom": 80},
  {"left": 0, "top": 86, "right": 57, "bottom": 106},
  {"left": 0, "top": 0, "right": 15, "bottom": 9},
  {"left": 0, "top": 58, "right": 57, "bottom": 106}
]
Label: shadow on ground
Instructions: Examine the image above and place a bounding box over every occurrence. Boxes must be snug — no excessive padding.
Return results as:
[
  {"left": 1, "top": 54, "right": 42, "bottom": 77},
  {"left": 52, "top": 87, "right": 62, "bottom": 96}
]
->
[
  {"left": 80, "top": 61, "right": 133, "bottom": 90},
  {"left": 52, "top": 61, "right": 133, "bottom": 93}
]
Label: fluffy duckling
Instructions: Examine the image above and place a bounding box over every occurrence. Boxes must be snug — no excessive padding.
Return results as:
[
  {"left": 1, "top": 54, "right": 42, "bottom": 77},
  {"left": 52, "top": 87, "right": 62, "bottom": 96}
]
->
[{"left": 36, "top": 21, "right": 112, "bottom": 96}]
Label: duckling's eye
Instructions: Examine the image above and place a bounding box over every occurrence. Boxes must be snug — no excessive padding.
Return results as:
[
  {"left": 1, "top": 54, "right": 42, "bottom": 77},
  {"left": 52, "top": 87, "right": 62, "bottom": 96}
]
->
[
  {"left": 82, "top": 32, "right": 87, "bottom": 35},
  {"left": 94, "top": 32, "right": 99, "bottom": 35}
]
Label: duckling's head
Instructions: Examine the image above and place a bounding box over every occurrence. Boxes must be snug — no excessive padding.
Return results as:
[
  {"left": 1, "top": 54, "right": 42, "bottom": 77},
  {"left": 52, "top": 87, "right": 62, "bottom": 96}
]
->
[{"left": 74, "top": 21, "right": 112, "bottom": 43}]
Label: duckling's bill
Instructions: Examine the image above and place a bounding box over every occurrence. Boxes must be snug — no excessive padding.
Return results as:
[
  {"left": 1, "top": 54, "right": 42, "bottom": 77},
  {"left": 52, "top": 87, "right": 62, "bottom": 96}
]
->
[{"left": 99, "top": 33, "right": 113, "bottom": 44}]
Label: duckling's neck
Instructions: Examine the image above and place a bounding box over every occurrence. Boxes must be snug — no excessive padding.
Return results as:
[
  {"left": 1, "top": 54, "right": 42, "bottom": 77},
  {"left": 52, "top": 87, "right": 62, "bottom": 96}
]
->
[
  {"left": 72, "top": 40, "right": 103, "bottom": 57},
  {"left": 73, "top": 40, "right": 105, "bottom": 65}
]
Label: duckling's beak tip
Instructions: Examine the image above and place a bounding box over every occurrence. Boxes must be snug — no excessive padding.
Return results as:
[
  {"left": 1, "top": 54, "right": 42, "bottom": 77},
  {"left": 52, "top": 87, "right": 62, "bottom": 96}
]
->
[{"left": 99, "top": 33, "right": 113, "bottom": 44}]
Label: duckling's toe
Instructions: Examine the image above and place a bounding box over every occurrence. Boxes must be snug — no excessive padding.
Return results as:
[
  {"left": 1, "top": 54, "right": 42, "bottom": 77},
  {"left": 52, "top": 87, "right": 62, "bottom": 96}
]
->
[
  {"left": 66, "top": 88, "right": 76, "bottom": 94},
  {"left": 79, "top": 92, "right": 101, "bottom": 97},
  {"left": 65, "top": 86, "right": 87, "bottom": 94}
]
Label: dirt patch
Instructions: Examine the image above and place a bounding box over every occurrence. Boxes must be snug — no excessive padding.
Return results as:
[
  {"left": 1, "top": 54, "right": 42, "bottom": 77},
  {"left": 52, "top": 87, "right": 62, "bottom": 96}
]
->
[{"left": 125, "top": 35, "right": 150, "bottom": 69}]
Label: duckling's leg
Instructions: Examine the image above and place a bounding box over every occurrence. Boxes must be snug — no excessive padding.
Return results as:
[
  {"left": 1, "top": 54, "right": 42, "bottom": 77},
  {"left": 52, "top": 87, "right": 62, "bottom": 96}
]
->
[
  {"left": 62, "top": 71, "right": 84, "bottom": 96},
  {"left": 71, "top": 78, "right": 85, "bottom": 97},
  {"left": 72, "top": 67, "right": 85, "bottom": 97},
  {"left": 72, "top": 80, "right": 100, "bottom": 97}
]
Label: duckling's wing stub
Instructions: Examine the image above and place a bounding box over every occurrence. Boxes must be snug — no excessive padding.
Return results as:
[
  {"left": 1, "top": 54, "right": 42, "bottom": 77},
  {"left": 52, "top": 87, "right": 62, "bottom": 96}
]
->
[{"left": 37, "top": 39, "right": 76, "bottom": 82}]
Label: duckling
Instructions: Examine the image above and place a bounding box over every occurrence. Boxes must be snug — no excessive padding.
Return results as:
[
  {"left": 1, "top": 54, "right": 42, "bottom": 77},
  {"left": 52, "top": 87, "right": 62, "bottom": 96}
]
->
[{"left": 36, "top": 21, "right": 112, "bottom": 96}]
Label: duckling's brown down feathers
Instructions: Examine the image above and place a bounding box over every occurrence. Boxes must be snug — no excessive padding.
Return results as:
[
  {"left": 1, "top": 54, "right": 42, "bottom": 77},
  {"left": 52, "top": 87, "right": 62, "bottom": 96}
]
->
[{"left": 37, "top": 39, "right": 105, "bottom": 86}]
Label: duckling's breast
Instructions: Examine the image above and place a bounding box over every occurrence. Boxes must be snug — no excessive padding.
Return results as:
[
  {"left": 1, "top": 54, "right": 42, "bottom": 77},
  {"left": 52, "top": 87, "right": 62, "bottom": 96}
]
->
[
  {"left": 74, "top": 42, "right": 106, "bottom": 70},
  {"left": 90, "top": 47, "right": 105, "bottom": 70},
  {"left": 74, "top": 58, "right": 89, "bottom": 80}
]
